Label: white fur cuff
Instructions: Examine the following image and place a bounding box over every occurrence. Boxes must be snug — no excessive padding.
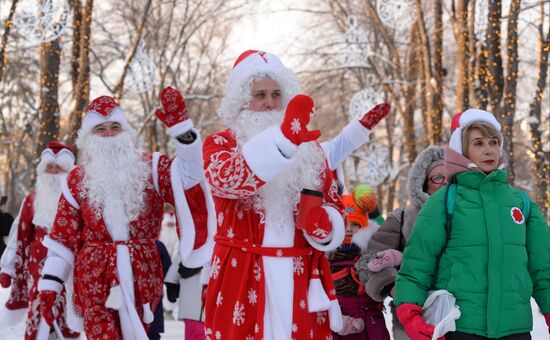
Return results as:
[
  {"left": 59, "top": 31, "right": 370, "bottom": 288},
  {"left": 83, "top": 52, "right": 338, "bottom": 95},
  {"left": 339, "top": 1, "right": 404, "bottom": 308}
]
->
[
  {"left": 41, "top": 255, "right": 72, "bottom": 282},
  {"left": 307, "top": 278, "right": 331, "bottom": 312},
  {"left": 105, "top": 285, "right": 123, "bottom": 310},
  {"left": 329, "top": 299, "right": 344, "bottom": 332},
  {"left": 242, "top": 126, "right": 294, "bottom": 182},
  {"left": 167, "top": 119, "right": 194, "bottom": 138},
  {"left": 142, "top": 303, "right": 154, "bottom": 324},
  {"left": 37, "top": 278, "right": 63, "bottom": 293},
  {"left": 303, "top": 206, "right": 345, "bottom": 251}
]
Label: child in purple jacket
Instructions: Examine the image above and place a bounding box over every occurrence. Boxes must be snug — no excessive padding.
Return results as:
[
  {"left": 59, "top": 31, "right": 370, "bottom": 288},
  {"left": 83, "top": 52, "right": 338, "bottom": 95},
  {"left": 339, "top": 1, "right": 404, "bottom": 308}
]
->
[{"left": 330, "top": 185, "right": 390, "bottom": 339}]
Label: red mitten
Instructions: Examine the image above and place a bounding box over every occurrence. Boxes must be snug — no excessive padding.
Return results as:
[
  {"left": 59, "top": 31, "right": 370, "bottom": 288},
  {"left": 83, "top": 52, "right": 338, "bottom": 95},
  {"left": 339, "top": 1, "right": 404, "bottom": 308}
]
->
[
  {"left": 39, "top": 290, "right": 58, "bottom": 326},
  {"left": 544, "top": 313, "right": 550, "bottom": 333},
  {"left": 0, "top": 273, "right": 11, "bottom": 288},
  {"left": 367, "top": 249, "right": 403, "bottom": 272},
  {"left": 156, "top": 86, "right": 192, "bottom": 137},
  {"left": 304, "top": 206, "right": 332, "bottom": 241},
  {"left": 396, "top": 303, "right": 435, "bottom": 340},
  {"left": 359, "top": 103, "right": 391, "bottom": 130},
  {"left": 280, "top": 94, "right": 320, "bottom": 146}
]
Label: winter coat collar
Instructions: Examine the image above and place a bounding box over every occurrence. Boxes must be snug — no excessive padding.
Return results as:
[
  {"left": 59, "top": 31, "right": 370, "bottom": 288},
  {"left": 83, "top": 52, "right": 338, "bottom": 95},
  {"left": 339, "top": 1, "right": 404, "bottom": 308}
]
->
[
  {"left": 455, "top": 169, "right": 508, "bottom": 188},
  {"left": 407, "top": 146, "right": 445, "bottom": 208}
]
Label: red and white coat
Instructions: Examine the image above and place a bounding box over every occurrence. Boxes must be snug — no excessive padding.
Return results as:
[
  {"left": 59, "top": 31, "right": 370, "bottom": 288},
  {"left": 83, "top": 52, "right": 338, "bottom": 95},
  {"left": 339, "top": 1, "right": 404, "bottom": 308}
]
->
[
  {"left": 203, "top": 126, "right": 346, "bottom": 340},
  {"left": 41, "top": 133, "right": 215, "bottom": 339},
  {"left": 0, "top": 192, "right": 78, "bottom": 339}
]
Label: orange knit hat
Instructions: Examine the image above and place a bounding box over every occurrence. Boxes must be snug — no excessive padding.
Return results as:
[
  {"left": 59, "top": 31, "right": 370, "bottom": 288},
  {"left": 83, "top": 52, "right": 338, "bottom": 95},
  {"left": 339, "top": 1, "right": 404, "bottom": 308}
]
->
[{"left": 342, "top": 184, "right": 378, "bottom": 228}]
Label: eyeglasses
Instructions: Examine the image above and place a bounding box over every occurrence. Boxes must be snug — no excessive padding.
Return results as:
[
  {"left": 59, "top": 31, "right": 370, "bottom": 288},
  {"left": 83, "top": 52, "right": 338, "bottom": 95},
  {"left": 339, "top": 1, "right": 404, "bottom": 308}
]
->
[{"left": 429, "top": 175, "right": 446, "bottom": 184}]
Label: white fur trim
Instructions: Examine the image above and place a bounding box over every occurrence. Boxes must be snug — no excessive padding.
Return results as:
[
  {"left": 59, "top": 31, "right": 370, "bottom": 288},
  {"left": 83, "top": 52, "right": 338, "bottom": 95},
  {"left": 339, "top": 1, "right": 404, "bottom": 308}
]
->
[
  {"left": 37, "top": 278, "right": 63, "bottom": 293},
  {"left": 228, "top": 52, "right": 288, "bottom": 93},
  {"left": 164, "top": 254, "right": 182, "bottom": 284},
  {"left": 171, "top": 159, "right": 216, "bottom": 268},
  {"left": 142, "top": 303, "right": 154, "bottom": 324},
  {"left": 41, "top": 254, "right": 72, "bottom": 282},
  {"left": 36, "top": 318, "right": 50, "bottom": 340},
  {"left": 276, "top": 133, "right": 298, "bottom": 158},
  {"left": 242, "top": 126, "right": 295, "bottom": 182},
  {"left": 351, "top": 220, "right": 380, "bottom": 252},
  {"left": 152, "top": 152, "right": 161, "bottom": 194},
  {"left": 303, "top": 205, "right": 345, "bottom": 251},
  {"left": 307, "top": 278, "right": 331, "bottom": 312},
  {"left": 60, "top": 174, "right": 79, "bottom": 209},
  {"left": 0, "top": 306, "right": 27, "bottom": 326},
  {"left": 166, "top": 119, "right": 193, "bottom": 138},
  {"left": 0, "top": 200, "right": 25, "bottom": 277},
  {"left": 329, "top": 299, "right": 344, "bottom": 332},
  {"left": 199, "top": 262, "right": 211, "bottom": 285},
  {"left": 38, "top": 148, "right": 75, "bottom": 174},
  {"left": 321, "top": 120, "right": 370, "bottom": 171},
  {"left": 81, "top": 107, "right": 128, "bottom": 132},
  {"left": 43, "top": 236, "right": 75, "bottom": 266},
  {"left": 449, "top": 109, "right": 502, "bottom": 155},
  {"left": 105, "top": 285, "right": 123, "bottom": 309}
]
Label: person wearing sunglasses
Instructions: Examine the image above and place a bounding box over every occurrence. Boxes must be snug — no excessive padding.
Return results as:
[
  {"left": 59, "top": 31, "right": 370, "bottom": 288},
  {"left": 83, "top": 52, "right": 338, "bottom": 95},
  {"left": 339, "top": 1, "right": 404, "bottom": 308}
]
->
[{"left": 354, "top": 145, "right": 446, "bottom": 340}]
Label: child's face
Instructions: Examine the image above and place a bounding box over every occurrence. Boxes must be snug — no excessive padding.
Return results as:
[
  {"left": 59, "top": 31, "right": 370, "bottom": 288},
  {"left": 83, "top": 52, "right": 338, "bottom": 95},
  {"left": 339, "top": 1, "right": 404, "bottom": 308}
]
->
[
  {"left": 465, "top": 128, "right": 501, "bottom": 173},
  {"left": 345, "top": 222, "right": 361, "bottom": 238}
]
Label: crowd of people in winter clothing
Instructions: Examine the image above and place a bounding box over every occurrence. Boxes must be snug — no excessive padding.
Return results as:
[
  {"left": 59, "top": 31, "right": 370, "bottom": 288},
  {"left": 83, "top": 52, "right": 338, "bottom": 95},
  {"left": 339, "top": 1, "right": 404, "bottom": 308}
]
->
[{"left": 0, "top": 48, "right": 548, "bottom": 340}]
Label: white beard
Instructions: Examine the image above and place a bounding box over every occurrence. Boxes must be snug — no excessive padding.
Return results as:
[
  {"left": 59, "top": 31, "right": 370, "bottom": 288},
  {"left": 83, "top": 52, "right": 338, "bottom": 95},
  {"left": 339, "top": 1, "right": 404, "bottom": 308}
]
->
[
  {"left": 232, "top": 109, "right": 326, "bottom": 234},
  {"left": 77, "top": 129, "right": 151, "bottom": 236},
  {"left": 33, "top": 173, "right": 64, "bottom": 231}
]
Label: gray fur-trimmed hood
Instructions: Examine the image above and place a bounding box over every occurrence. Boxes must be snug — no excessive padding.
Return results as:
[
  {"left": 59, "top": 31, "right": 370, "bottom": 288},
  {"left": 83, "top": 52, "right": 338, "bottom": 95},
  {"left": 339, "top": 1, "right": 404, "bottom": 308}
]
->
[{"left": 406, "top": 146, "right": 445, "bottom": 207}]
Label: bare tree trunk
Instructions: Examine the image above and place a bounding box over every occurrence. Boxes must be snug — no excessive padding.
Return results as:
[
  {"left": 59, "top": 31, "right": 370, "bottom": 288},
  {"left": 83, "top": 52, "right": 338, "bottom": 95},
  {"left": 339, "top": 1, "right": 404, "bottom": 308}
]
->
[
  {"left": 432, "top": 0, "right": 444, "bottom": 144},
  {"left": 415, "top": 0, "right": 435, "bottom": 145},
  {"left": 453, "top": 0, "right": 470, "bottom": 112},
  {"left": 486, "top": 0, "right": 504, "bottom": 111},
  {"left": 404, "top": 25, "right": 420, "bottom": 164},
  {"left": 528, "top": 6, "right": 549, "bottom": 219},
  {"left": 66, "top": 0, "right": 93, "bottom": 145},
  {"left": 0, "top": 0, "right": 18, "bottom": 85},
  {"left": 500, "top": 0, "right": 521, "bottom": 180},
  {"left": 37, "top": 38, "right": 62, "bottom": 155},
  {"left": 70, "top": 0, "right": 82, "bottom": 91}
]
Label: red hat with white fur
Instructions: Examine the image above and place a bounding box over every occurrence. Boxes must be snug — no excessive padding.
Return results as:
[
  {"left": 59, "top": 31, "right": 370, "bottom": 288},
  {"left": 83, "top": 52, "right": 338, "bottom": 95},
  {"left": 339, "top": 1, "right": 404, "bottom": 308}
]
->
[
  {"left": 81, "top": 96, "right": 128, "bottom": 132},
  {"left": 37, "top": 141, "right": 75, "bottom": 174},
  {"left": 449, "top": 109, "right": 502, "bottom": 155},
  {"left": 227, "top": 50, "right": 289, "bottom": 90}
]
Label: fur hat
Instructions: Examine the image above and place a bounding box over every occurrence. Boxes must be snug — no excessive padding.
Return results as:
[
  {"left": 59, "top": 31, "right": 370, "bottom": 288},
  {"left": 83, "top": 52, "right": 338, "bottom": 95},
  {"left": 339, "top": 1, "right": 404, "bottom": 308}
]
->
[
  {"left": 406, "top": 146, "right": 445, "bottom": 207},
  {"left": 37, "top": 141, "right": 75, "bottom": 174},
  {"left": 81, "top": 96, "right": 129, "bottom": 132}
]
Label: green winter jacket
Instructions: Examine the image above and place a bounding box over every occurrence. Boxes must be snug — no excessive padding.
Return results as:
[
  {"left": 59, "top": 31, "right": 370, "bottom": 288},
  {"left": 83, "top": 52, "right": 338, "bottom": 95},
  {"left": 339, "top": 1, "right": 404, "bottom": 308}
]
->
[{"left": 394, "top": 169, "right": 550, "bottom": 338}]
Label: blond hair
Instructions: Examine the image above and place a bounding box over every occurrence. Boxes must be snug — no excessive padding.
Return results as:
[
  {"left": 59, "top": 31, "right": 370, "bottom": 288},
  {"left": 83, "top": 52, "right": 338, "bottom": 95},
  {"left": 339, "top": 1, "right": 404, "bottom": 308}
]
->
[{"left": 462, "top": 122, "right": 502, "bottom": 155}]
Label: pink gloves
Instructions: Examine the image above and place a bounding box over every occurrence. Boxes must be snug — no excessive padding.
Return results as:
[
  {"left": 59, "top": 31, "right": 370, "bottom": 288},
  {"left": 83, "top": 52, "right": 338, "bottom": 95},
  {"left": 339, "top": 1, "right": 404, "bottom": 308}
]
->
[
  {"left": 304, "top": 206, "right": 332, "bottom": 241},
  {"left": 359, "top": 103, "right": 391, "bottom": 130},
  {"left": 280, "top": 94, "right": 320, "bottom": 146},
  {"left": 396, "top": 303, "right": 437, "bottom": 340},
  {"left": 337, "top": 315, "right": 365, "bottom": 336},
  {"left": 367, "top": 249, "right": 403, "bottom": 272},
  {"left": 39, "top": 290, "right": 59, "bottom": 326},
  {"left": 0, "top": 273, "right": 11, "bottom": 288}
]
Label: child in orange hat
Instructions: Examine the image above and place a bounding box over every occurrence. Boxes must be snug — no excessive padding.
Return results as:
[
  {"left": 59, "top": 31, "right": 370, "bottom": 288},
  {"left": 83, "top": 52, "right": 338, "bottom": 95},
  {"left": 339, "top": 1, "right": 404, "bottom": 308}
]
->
[{"left": 329, "top": 184, "right": 390, "bottom": 340}]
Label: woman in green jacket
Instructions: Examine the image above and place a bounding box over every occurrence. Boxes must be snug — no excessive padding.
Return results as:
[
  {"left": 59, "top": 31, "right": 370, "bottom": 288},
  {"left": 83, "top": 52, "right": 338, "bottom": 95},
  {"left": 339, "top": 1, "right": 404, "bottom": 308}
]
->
[{"left": 394, "top": 109, "right": 550, "bottom": 340}]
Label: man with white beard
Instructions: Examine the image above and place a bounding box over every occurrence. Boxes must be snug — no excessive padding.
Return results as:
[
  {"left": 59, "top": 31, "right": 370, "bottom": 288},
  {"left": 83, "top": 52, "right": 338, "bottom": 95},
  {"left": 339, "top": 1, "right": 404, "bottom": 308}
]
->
[
  {"left": 0, "top": 142, "right": 79, "bottom": 339},
  {"left": 202, "top": 50, "right": 389, "bottom": 340},
  {"left": 36, "top": 91, "right": 215, "bottom": 339}
]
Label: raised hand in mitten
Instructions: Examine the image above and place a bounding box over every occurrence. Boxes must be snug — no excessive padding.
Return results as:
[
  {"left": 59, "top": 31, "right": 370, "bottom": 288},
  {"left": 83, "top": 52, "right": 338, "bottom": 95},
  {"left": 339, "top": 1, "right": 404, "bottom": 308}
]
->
[
  {"left": 304, "top": 206, "right": 332, "bottom": 241},
  {"left": 396, "top": 303, "right": 435, "bottom": 340},
  {"left": 281, "top": 94, "right": 320, "bottom": 146},
  {"left": 39, "top": 290, "right": 59, "bottom": 326},
  {"left": 367, "top": 249, "right": 403, "bottom": 272},
  {"left": 155, "top": 86, "right": 192, "bottom": 137},
  {"left": 359, "top": 103, "right": 391, "bottom": 130},
  {"left": 0, "top": 273, "right": 12, "bottom": 288}
]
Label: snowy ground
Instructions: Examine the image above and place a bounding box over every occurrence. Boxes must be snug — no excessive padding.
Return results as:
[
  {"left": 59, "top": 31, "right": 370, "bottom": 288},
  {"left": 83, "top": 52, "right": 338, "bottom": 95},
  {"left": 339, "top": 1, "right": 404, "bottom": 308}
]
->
[{"left": 0, "top": 287, "right": 547, "bottom": 339}]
